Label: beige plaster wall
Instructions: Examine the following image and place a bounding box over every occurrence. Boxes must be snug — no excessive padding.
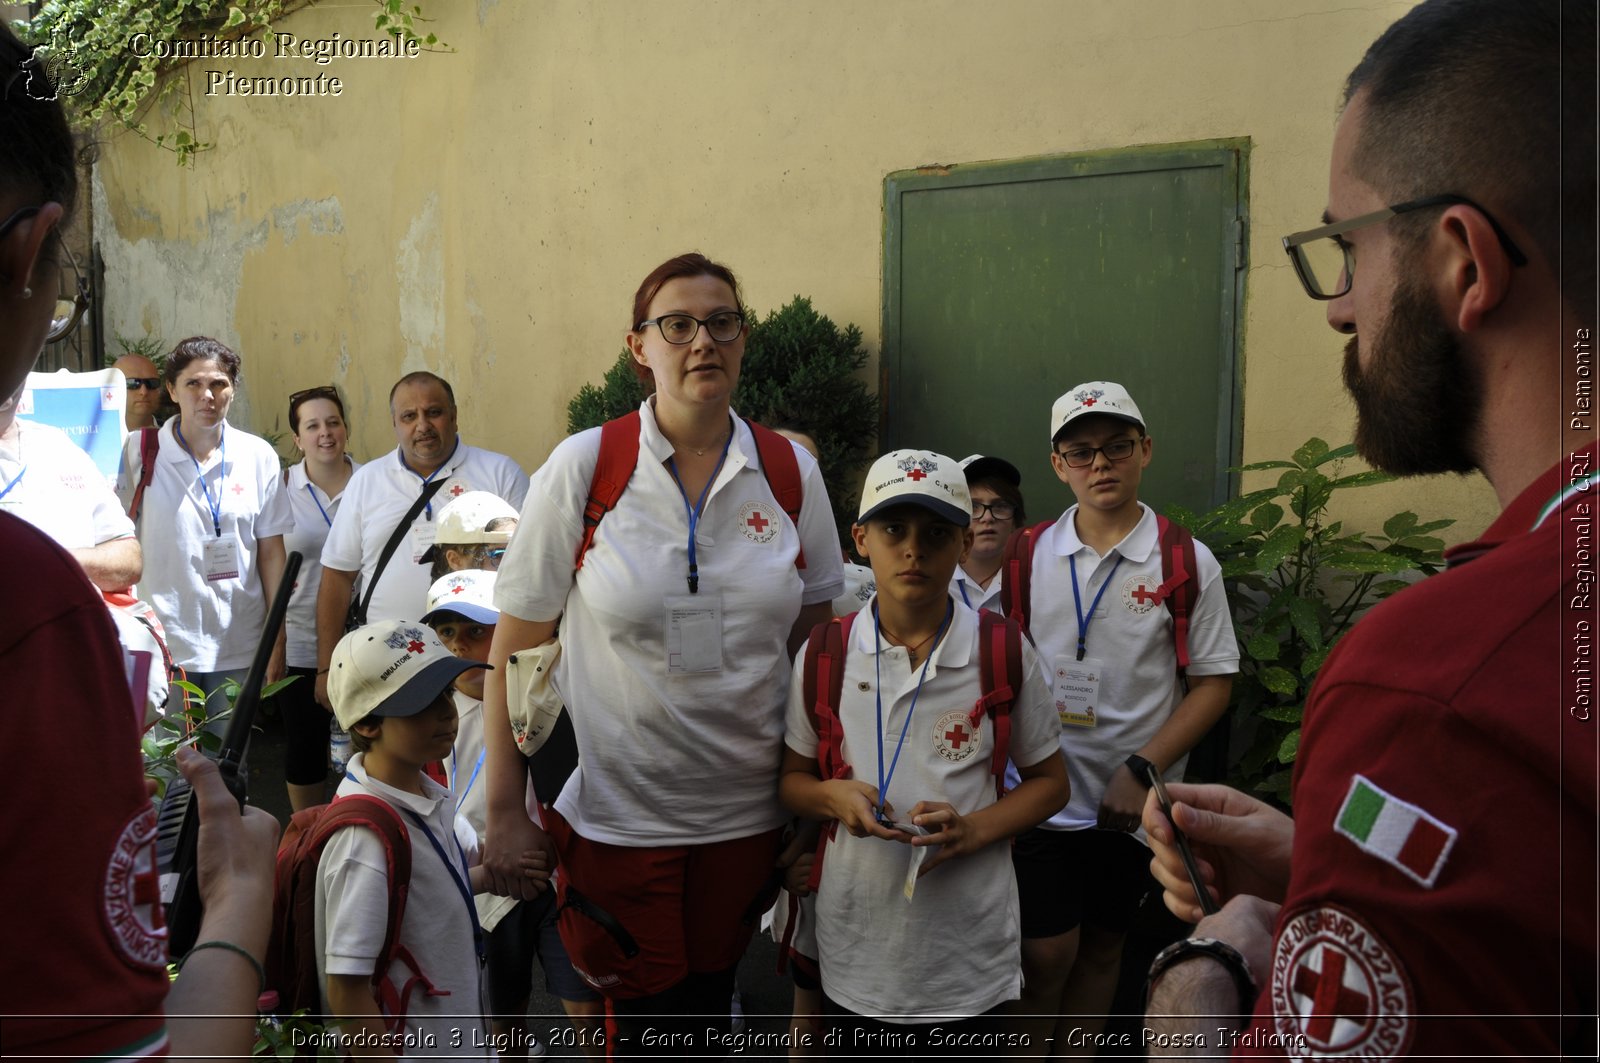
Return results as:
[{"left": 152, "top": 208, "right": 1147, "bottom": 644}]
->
[{"left": 90, "top": 0, "right": 1499, "bottom": 539}]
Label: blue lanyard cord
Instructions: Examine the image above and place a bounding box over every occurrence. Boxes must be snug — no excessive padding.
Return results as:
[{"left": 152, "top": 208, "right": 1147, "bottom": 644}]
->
[
  {"left": 399, "top": 436, "right": 460, "bottom": 519},
  {"left": 872, "top": 599, "right": 954, "bottom": 821},
  {"left": 174, "top": 421, "right": 226, "bottom": 537},
  {"left": 1068, "top": 553, "right": 1123, "bottom": 661},
  {"left": 0, "top": 464, "right": 25, "bottom": 503},
  {"left": 454, "top": 749, "right": 486, "bottom": 815},
  {"left": 305, "top": 481, "right": 333, "bottom": 527},
  {"left": 957, "top": 580, "right": 971, "bottom": 608},
  {"left": 401, "top": 807, "right": 486, "bottom": 965},
  {"left": 664, "top": 424, "right": 735, "bottom": 595}
]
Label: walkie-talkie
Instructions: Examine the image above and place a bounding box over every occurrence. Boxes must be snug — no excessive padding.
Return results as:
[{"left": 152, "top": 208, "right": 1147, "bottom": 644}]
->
[{"left": 159, "top": 551, "right": 302, "bottom": 957}]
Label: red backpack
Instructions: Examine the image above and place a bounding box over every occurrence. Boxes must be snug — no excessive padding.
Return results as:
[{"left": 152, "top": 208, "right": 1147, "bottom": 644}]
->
[
  {"left": 1000, "top": 514, "right": 1199, "bottom": 675},
  {"left": 263, "top": 795, "right": 440, "bottom": 1029}
]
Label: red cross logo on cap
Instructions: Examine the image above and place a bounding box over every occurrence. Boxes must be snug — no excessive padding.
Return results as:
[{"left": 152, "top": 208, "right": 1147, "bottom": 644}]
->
[
  {"left": 747, "top": 511, "right": 770, "bottom": 533},
  {"left": 1294, "top": 949, "right": 1370, "bottom": 1044},
  {"left": 407, "top": 639, "right": 425, "bottom": 654},
  {"left": 450, "top": 582, "right": 466, "bottom": 594},
  {"left": 1082, "top": 397, "right": 1097, "bottom": 406},
  {"left": 944, "top": 722, "right": 970, "bottom": 749},
  {"left": 906, "top": 467, "right": 926, "bottom": 481},
  {"left": 449, "top": 483, "right": 465, "bottom": 497}
]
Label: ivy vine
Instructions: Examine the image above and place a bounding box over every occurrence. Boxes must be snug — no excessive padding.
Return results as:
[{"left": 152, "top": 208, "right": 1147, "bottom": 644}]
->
[{"left": 15, "top": 0, "right": 446, "bottom": 164}]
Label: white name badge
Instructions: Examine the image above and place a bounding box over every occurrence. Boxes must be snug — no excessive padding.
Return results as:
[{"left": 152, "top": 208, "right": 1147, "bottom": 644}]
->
[
  {"left": 203, "top": 536, "right": 242, "bottom": 582},
  {"left": 665, "top": 593, "right": 723, "bottom": 674},
  {"left": 1053, "top": 656, "right": 1103, "bottom": 728},
  {"left": 410, "top": 519, "right": 437, "bottom": 564},
  {"left": 903, "top": 841, "right": 929, "bottom": 901}
]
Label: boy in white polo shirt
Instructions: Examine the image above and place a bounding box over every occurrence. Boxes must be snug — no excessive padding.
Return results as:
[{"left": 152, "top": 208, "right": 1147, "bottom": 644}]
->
[
  {"left": 319, "top": 620, "right": 548, "bottom": 1058},
  {"left": 779, "top": 450, "right": 1068, "bottom": 1045},
  {"left": 1007, "top": 382, "right": 1239, "bottom": 1049}
]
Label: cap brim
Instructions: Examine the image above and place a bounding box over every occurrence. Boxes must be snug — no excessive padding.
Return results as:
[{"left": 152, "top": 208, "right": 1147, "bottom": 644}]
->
[
  {"left": 1052, "top": 411, "right": 1144, "bottom": 442},
  {"left": 961, "top": 456, "right": 1021, "bottom": 487},
  {"left": 420, "top": 602, "right": 500, "bottom": 626},
  {"left": 370, "top": 655, "right": 491, "bottom": 718},
  {"left": 857, "top": 495, "right": 971, "bottom": 527}
]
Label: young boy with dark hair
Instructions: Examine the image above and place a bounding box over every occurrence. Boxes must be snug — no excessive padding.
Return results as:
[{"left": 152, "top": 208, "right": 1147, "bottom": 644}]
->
[
  {"left": 779, "top": 450, "right": 1068, "bottom": 1045},
  {"left": 320, "top": 620, "right": 547, "bottom": 1058},
  {"left": 1008, "top": 382, "right": 1239, "bottom": 1050}
]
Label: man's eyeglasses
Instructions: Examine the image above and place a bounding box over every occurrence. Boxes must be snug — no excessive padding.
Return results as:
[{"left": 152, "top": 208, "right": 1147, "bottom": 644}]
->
[
  {"left": 971, "top": 500, "right": 1017, "bottom": 521},
  {"left": 1282, "top": 193, "right": 1528, "bottom": 301},
  {"left": 637, "top": 311, "right": 745, "bottom": 345},
  {"left": 124, "top": 378, "right": 162, "bottom": 391},
  {"left": 1055, "top": 438, "right": 1139, "bottom": 469},
  {"left": 0, "top": 205, "right": 92, "bottom": 344}
]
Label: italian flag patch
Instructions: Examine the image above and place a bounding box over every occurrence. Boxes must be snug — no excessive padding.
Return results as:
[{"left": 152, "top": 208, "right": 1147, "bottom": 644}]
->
[{"left": 1334, "top": 775, "right": 1457, "bottom": 888}]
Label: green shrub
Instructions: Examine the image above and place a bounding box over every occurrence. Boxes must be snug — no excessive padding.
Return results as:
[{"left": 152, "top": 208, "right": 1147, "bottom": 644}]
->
[
  {"left": 1167, "top": 438, "right": 1453, "bottom": 805},
  {"left": 568, "top": 297, "right": 879, "bottom": 540}
]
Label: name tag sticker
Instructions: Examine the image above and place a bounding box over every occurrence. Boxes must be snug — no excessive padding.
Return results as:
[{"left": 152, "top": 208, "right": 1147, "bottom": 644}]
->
[
  {"left": 203, "top": 536, "right": 242, "bottom": 582},
  {"left": 665, "top": 594, "right": 723, "bottom": 674},
  {"left": 410, "top": 520, "right": 437, "bottom": 563},
  {"left": 1053, "top": 656, "right": 1103, "bottom": 728}
]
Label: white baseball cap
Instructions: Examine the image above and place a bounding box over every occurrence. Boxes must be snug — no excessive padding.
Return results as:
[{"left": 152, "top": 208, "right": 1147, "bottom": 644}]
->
[
  {"left": 857, "top": 450, "right": 971, "bottom": 526},
  {"left": 421, "top": 569, "right": 500, "bottom": 627},
  {"left": 418, "top": 491, "right": 519, "bottom": 563},
  {"left": 329, "top": 620, "right": 488, "bottom": 729},
  {"left": 1049, "top": 381, "right": 1146, "bottom": 441}
]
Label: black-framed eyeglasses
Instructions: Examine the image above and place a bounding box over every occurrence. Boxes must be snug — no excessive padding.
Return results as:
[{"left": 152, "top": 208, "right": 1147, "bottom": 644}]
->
[
  {"left": 124, "top": 377, "right": 161, "bottom": 391},
  {"left": 1055, "top": 438, "right": 1139, "bottom": 469},
  {"left": 971, "top": 500, "right": 1017, "bottom": 521},
  {"left": 1282, "top": 193, "right": 1528, "bottom": 301},
  {"left": 636, "top": 310, "right": 745, "bottom": 345},
  {"left": 1, "top": 205, "right": 91, "bottom": 343}
]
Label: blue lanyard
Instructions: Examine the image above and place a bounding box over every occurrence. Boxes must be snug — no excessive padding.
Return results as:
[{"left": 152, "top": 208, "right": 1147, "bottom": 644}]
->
[
  {"left": 454, "top": 749, "right": 486, "bottom": 816},
  {"left": 665, "top": 425, "right": 734, "bottom": 595},
  {"left": 957, "top": 579, "right": 971, "bottom": 608},
  {"left": 304, "top": 481, "right": 333, "bottom": 527},
  {"left": 1068, "top": 553, "right": 1123, "bottom": 661},
  {"left": 174, "top": 421, "right": 225, "bottom": 537},
  {"left": 0, "top": 464, "right": 25, "bottom": 504},
  {"left": 399, "top": 436, "right": 460, "bottom": 519},
  {"left": 872, "top": 599, "right": 953, "bottom": 822},
  {"left": 401, "top": 806, "right": 486, "bottom": 965}
]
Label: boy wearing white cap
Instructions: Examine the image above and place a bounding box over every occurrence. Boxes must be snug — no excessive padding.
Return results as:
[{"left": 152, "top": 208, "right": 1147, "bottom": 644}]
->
[
  {"left": 1008, "top": 382, "right": 1238, "bottom": 1048},
  {"left": 779, "top": 450, "right": 1067, "bottom": 1040},
  {"left": 319, "top": 620, "right": 547, "bottom": 1057},
  {"left": 419, "top": 490, "right": 520, "bottom": 582}
]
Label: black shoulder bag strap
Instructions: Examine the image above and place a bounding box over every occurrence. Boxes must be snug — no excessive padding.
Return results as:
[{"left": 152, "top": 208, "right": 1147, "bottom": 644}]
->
[{"left": 348, "top": 478, "right": 449, "bottom": 630}]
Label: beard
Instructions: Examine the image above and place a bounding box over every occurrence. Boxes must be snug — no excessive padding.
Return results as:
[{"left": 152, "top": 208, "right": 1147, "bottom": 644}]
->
[{"left": 1342, "top": 271, "right": 1481, "bottom": 476}]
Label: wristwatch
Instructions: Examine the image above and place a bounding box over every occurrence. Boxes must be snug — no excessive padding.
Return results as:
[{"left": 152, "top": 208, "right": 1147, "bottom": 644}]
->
[
  {"left": 1144, "top": 936, "right": 1257, "bottom": 1028},
  {"left": 1124, "top": 752, "right": 1156, "bottom": 787}
]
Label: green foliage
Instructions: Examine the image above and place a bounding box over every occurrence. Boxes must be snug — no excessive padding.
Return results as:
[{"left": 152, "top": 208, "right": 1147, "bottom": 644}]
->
[
  {"left": 107, "top": 332, "right": 169, "bottom": 372},
  {"left": 140, "top": 674, "right": 298, "bottom": 799},
  {"left": 17, "top": 1, "right": 446, "bottom": 165},
  {"left": 568, "top": 297, "right": 879, "bottom": 539},
  {"left": 254, "top": 1009, "right": 339, "bottom": 1060},
  {"left": 1166, "top": 439, "right": 1453, "bottom": 806}
]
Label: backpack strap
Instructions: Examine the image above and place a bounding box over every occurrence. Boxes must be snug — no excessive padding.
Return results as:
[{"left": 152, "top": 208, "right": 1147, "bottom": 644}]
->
[
  {"left": 576, "top": 411, "right": 643, "bottom": 570},
  {"left": 999, "top": 521, "right": 1054, "bottom": 635},
  {"left": 801, "top": 614, "right": 853, "bottom": 893},
  {"left": 973, "top": 611, "right": 1024, "bottom": 799},
  {"left": 746, "top": 419, "right": 806, "bottom": 569},
  {"left": 126, "top": 427, "right": 160, "bottom": 522},
  {"left": 1150, "top": 515, "right": 1198, "bottom": 676},
  {"left": 351, "top": 478, "right": 449, "bottom": 629}
]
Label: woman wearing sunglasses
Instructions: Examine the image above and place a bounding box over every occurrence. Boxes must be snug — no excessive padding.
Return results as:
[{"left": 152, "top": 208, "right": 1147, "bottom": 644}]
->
[{"left": 280, "top": 384, "right": 359, "bottom": 811}]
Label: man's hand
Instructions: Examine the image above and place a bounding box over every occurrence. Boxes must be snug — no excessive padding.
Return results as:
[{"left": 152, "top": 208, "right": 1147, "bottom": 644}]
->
[
  {"left": 1141, "top": 782, "right": 1294, "bottom": 922},
  {"left": 1097, "top": 763, "right": 1148, "bottom": 832}
]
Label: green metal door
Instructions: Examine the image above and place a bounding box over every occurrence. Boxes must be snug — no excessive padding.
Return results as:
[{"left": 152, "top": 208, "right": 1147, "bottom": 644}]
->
[{"left": 882, "top": 142, "right": 1246, "bottom": 521}]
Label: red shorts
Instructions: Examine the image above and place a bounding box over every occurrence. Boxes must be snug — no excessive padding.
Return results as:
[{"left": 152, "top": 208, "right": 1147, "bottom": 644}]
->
[{"left": 545, "top": 808, "right": 782, "bottom": 1000}]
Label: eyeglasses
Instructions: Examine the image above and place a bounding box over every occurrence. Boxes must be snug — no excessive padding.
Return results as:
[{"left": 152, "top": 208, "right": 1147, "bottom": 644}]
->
[
  {"left": 1, "top": 205, "right": 92, "bottom": 343},
  {"left": 1282, "top": 193, "right": 1528, "bottom": 301},
  {"left": 1055, "top": 438, "right": 1139, "bottom": 469},
  {"left": 124, "top": 378, "right": 161, "bottom": 391},
  {"left": 485, "top": 548, "right": 507, "bottom": 563},
  {"left": 636, "top": 311, "right": 745, "bottom": 345},
  {"left": 971, "top": 500, "right": 1017, "bottom": 521},
  {"left": 289, "top": 384, "right": 340, "bottom": 407}
]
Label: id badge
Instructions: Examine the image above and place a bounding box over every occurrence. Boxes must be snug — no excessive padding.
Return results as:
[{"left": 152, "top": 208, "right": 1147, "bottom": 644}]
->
[
  {"left": 411, "top": 519, "right": 437, "bottom": 564},
  {"left": 203, "top": 536, "right": 242, "bottom": 582},
  {"left": 903, "top": 842, "right": 929, "bottom": 901},
  {"left": 665, "top": 593, "right": 723, "bottom": 674},
  {"left": 1053, "top": 656, "right": 1103, "bottom": 728}
]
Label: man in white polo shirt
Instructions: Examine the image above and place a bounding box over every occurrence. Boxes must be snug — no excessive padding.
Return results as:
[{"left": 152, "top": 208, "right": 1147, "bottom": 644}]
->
[{"left": 314, "top": 371, "right": 527, "bottom": 708}]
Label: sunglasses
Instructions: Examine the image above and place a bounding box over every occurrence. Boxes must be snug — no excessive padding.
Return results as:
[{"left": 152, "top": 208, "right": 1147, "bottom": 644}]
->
[
  {"left": 124, "top": 378, "right": 162, "bottom": 391},
  {"left": 289, "top": 384, "right": 340, "bottom": 406}
]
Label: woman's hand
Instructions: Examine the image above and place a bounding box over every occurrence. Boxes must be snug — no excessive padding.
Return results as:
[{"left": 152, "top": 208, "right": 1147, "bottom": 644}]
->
[{"left": 483, "top": 815, "right": 555, "bottom": 900}]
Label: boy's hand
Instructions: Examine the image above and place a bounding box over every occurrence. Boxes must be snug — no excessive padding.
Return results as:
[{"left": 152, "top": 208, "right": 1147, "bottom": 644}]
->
[
  {"left": 822, "top": 780, "right": 914, "bottom": 842},
  {"left": 1096, "top": 763, "right": 1147, "bottom": 832},
  {"left": 776, "top": 827, "right": 817, "bottom": 896},
  {"left": 484, "top": 816, "right": 555, "bottom": 899},
  {"left": 905, "top": 800, "right": 985, "bottom": 875}
]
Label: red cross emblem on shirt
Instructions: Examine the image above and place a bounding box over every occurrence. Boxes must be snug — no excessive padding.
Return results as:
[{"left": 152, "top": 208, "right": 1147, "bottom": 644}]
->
[
  {"left": 449, "top": 483, "right": 465, "bottom": 497},
  {"left": 231, "top": 483, "right": 245, "bottom": 495},
  {"left": 1293, "top": 948, "right": 1370, "bottom": 1044},
  {"left": 407, "top": 640, "right": 426, "bottom": 654},
  {"left": 944, "top": 722, "right": 970, "bottom": 749},
  {"left": 132, "top": 863, "right": 166, "bottom": 930},
  {"left": 906, "top": 467, "right": 927, "bottom": 481},
  {"left": 1131, "top": 583, "right": 1160, "bottom": 605},
  {"left": 746, "top": 511, "right": 770, "bottom": 533}
]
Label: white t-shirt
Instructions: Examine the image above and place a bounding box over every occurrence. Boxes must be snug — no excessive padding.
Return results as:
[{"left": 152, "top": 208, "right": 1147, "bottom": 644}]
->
[
  {"left": 0, "top": 418, "right": 134, "bottom": 551},
  {"left": 115, "top": 420, "right": 294, "bottom": 672},
  {"left": 315, "top": 757, "right": 491, "bottom": 1057},
  {"left": 321, "top": 441, "right": 527, "bottom": 626},
  {"left": 1006, "top": 502, "right": 1239, "bottom": 830},
  {"left": 784, "top": 596, "right": 1060, "bottom": 1021},
  {"left": 495, "top": 401, "right": 845, "bottom": 846},
  {"left": 951, "top": 566, "right": 1004, "bottom": 614},
  {"left": 283, "top": 458, "right": 360, "bottom": 669},
  {"left": 443, "top": 689, "right": 530, "bottom": 931}
]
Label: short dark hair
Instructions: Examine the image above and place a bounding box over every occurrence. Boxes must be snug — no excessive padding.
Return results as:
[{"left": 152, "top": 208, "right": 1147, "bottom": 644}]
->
[
  {"left": 1344, "top": 0, "right": 1594, "bottom": 308},
  {"left": 348, "top": 714, "right": 379, "bottom": 753},
  {"left": 164, "top": 337, "right": 241, "bottom": 387},
  {"left": 389, "top": 371, "right": 456, "bottom": 412},
  {"left": 628, "top": 253, "right": 744, "bottom": 391},
  {"left": 0, "top": 24, "right": 80, "bottom": 227}
]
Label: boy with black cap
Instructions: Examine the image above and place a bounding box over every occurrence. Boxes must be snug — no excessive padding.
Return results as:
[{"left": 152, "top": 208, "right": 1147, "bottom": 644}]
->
[
  {"left": 1008, "top": 382, "right": 1238, "bottom": 1048},
  {"left": 779, "top": 449, "right": 1068, "bottom": 1040},
  {"left": 952, "top": 454, "right": 1026, "bottom": 613},
  {"left": 319, "top": 620, "right": 548, "bottom": 1057}
]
